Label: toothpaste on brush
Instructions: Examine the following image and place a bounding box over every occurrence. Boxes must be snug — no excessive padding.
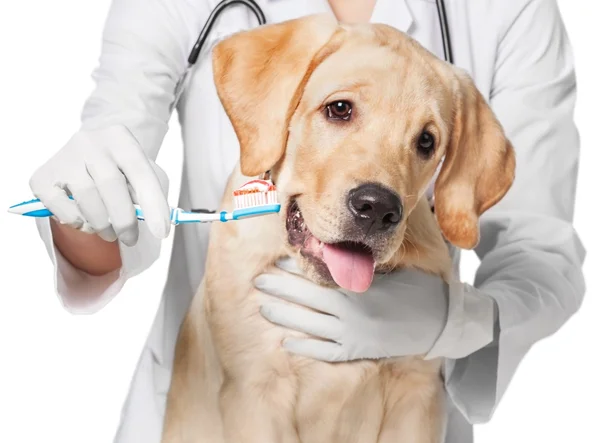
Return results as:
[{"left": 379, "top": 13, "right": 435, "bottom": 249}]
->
[{"left": 233, "top": 179, "right": 278, "bottom": 209}]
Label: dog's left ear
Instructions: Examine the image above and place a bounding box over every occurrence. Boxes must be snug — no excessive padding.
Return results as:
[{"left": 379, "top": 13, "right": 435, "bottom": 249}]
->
[
  {"left": 434, "top": 72, "right": 516, "bottom": 249},
  {"left": 212, "top": 14, "right": 341, "bottom": 177}
]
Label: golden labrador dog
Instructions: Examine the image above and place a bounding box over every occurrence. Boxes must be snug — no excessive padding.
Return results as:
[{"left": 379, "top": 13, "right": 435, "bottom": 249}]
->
[{"left": 161, "top": 14, "right": 515, "bottom": 443}]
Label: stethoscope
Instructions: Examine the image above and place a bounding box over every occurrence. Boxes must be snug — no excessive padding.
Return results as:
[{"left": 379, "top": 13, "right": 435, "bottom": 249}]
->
[{"left": 171, "top": 0, "right": 453, "bottom": 111}]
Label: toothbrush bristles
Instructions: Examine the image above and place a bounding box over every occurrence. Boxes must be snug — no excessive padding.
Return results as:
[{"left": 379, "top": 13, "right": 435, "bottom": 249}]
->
[
  {"left": 234, "top": 190, "right": 278, "bottom": 209},
  {"left": 232, "top": 178, "right": 279, "bottom": 210}
]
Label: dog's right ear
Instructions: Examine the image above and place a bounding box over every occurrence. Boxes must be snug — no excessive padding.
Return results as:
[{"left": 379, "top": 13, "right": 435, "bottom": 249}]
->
[
  {"left": 433, "top": 71, "right": 516, "bottom": 250},
  {"left": 212, "top": 14, "right": 341, "bottom": 177}
]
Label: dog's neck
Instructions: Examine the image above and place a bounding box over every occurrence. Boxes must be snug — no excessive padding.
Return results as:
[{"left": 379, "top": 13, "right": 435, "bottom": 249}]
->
[{"left": 205, "top": 165, "right": 287, "bottom": 291}]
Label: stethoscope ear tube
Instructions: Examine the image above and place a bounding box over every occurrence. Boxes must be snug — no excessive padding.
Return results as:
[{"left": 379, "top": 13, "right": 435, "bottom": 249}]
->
[
  {"left": 187, "top": 0, "right": 266, "bottom": 66},
  {"left": 171, "top": 0, "right": 267, "bottom": 112},
  {"left": 435, "top": 0, "right": 453, "bottom": 64}
]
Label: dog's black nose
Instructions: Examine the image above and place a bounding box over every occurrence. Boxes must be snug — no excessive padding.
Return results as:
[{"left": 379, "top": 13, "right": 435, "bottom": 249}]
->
[{"left": 347, "top": 184, "right": 402, "bottom": 234}]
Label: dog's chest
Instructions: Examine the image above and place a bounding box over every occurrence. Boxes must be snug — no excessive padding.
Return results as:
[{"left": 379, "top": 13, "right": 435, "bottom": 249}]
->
[{"left": 204, "top": 182, "right": 444, "bottom": 441}]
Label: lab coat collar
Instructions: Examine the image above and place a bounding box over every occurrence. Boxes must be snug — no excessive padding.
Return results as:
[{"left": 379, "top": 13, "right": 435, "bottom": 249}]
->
[{"left": 263, "top": 0, "right": 414, "bottom": 34}]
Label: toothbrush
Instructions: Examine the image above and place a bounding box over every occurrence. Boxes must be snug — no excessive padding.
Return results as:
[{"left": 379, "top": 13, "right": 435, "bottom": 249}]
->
[{"left": 8, "top": 179, "right": 280, "bottom": 225}]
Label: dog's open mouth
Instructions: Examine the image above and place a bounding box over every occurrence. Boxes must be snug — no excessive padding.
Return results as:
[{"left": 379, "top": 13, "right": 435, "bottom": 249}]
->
[{"left": 286, "top": 200, "right": 376, "bottom": 292}]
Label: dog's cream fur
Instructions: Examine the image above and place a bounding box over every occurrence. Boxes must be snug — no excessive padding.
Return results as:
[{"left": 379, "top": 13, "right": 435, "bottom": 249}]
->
[{"left": 161, "top": 15, "right": 515, "bottom": 443}]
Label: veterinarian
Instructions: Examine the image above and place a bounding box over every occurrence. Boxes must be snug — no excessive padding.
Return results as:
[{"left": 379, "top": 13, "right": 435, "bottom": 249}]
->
[{"left": 28, "top": 0, "right": 585, "bottom": 442}]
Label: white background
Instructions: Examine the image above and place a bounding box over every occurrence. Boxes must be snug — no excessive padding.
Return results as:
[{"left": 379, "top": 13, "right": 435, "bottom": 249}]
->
[{"left": 0, "top": 1, "right": 598, "bottom": 442}]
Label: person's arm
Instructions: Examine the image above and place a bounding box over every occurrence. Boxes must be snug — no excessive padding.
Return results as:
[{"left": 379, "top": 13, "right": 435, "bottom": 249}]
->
[
  {"left": 50, "top": 220, "right": 122, "bottom": 276},
  {"left": 35, "top": 0, "right": 211, "bottom": 313},
  {"left": 442, "top": 0, "right": 586, "bottom": 422}
]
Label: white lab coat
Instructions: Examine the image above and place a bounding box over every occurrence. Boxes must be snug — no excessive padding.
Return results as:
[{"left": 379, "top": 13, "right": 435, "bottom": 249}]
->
[{"left": 34, "top": 0, "right": 586, "bottom": 442}]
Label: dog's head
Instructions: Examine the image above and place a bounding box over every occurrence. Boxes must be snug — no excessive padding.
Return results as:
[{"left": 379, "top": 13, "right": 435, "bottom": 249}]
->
[{"left": 213, "top": 15, "right": 515, "bottom": 292}]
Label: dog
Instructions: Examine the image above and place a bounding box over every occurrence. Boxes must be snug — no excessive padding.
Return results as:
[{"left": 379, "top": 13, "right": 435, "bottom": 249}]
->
[{"left": 161, "top": 14, "right": 515, "bottom": 443}]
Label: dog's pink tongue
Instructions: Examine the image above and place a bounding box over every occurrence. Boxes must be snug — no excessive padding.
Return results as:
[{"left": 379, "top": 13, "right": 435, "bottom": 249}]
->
[{"left": 322, "top": 244, "right": 375, "bottom": 293}]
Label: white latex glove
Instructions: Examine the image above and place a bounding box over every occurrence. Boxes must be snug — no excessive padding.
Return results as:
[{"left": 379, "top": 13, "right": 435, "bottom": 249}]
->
[
  {"left": 29, "top": 125, "right": 171, "bottom": 246},
  {"left": 256, "top": 257, "right": 496, "bottom": 362}
]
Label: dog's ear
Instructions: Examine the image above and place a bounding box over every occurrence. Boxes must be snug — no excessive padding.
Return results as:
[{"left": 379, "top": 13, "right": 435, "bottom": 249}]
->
[
  {"left": 212, "top": 14, "right": 341, "bottom": 177},
  {"left": 434, "top": 72, "right": 516, "bottom": 249}
]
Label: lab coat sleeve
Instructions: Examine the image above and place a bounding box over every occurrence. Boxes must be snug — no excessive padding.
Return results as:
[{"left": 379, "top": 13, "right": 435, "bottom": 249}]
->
[
  {"left": 35, "top": 0, "right": 211, "bottom": 314},
  {"left": 442, "top": 0, "right": 586, "bottom": 422}
]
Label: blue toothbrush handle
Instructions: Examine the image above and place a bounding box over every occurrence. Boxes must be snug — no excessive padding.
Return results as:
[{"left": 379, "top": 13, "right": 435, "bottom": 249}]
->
[
  {"left": 8, "top": 198, "right": 146, "bottom": 220},
  {"left": 23, "top": 207, "right": 54, "bottom": 217}
]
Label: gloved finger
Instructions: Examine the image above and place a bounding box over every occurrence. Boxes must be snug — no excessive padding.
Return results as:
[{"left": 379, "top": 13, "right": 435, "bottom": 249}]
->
[
  {"left": 274, "top": 256, "right": 304, "bottom": 276},
  {"left": 127, "top": 182, "right": 139, "bottom": 204},
  {"left": 99, "top": 176, "right": 139, "bottom": 246},
  {"left": 85, "top": 152, "right": 139, "bottom": 246},
  {"left": 69, "top": 177, "right": 112, "bottom": 235},
  {"left": 282, "top": 338, "right": 347, "bottom": 362},
  {"left": 103, "top": 126, "right": 171, "bottom": 240},
  {"left": 254, "top": 273, "right": 344, "bottom": 316},
  {"left": 149, "top": 160, "right": 170, "bottom": 197},
  {"left": 97, "top": 226, "right": 118, "bottom": 243},
  {"left": 260, "top": 302, "right": 342, "bottom": 341},
  {"left": 29, "top": 179, "right": 85, "bottom": 228},
  {"left": 127, "top": 161, "right": 170, "bottom": 205}
]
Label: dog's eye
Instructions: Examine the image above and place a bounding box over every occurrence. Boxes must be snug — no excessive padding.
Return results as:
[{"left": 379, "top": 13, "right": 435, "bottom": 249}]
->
[
  {"left": 326, "top": 100, "right": 353, "bottom": 121},
  {"left": 417, "top": 131, "right": 435, "bottom": 157}
]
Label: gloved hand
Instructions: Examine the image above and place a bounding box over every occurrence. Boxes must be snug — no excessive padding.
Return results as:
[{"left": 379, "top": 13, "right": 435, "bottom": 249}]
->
[
  {"left": 256, "top": 257, "right": 496, "bottom": 362},
  {"left": 29, "top": 125, "right": 171, "bottom": 246}
]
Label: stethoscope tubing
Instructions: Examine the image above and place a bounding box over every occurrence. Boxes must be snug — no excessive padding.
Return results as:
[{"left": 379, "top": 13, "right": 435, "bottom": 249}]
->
[
  {"left": 175, "top": 0, "right": 453, "bottom": 108},
  {"left": 435, "top": 0, "right": 453, "bottom": 64},
  {"left": 187, "top": 0, "right": 452, "bottom": 66},
  {"left": 188, "top": 0, "right": 267, "bottom": 66}
]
